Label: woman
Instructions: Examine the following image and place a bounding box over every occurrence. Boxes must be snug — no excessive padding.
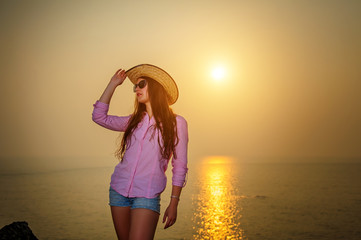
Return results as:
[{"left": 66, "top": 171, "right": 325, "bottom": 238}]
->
[{"left": 92, "top": 64, "right": 188, "bottom": 240}]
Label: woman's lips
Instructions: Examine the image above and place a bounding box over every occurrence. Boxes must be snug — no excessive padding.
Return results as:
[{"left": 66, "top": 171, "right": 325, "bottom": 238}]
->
[{"left": 136, "top": 93, "right": 142, "bottom": 97}]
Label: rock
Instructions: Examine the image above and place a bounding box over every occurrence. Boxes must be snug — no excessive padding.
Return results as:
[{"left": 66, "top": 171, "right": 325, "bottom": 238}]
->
[{"left": 0, "top": 221, "right": 38, "bottom": 240}]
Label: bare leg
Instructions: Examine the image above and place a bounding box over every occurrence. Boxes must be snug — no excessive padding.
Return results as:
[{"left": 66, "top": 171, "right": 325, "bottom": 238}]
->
[
  {"left": 111, "top": 206, "right": 131, "bottom": 240},
  {"left": 129, "top": 208, "right": 160, "bottom": 240}
]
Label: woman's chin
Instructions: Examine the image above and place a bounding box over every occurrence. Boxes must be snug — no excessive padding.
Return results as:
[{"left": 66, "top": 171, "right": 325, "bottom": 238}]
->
[{"left": 137, "top": 99, "right": 148, "bottom": 104}]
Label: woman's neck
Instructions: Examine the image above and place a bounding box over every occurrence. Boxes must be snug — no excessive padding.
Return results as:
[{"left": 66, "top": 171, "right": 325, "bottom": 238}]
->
[{"left": 145, "top": 102, "right": 153, "bottom": 119}]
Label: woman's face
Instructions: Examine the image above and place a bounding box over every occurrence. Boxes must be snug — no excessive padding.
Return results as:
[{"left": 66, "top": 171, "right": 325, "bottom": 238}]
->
[{"left": 134, "top": 78, "right": 150, "bottom": 104}]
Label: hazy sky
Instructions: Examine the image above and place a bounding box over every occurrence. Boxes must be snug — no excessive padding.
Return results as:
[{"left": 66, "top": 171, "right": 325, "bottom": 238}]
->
[{"left": 1, "top": 0, "right": 360, "bottom": 172}]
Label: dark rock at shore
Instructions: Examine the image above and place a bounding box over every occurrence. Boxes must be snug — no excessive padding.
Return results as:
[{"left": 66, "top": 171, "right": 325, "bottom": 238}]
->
[{"left": 0, "top": 221, "right": 38, "bottom": 240}]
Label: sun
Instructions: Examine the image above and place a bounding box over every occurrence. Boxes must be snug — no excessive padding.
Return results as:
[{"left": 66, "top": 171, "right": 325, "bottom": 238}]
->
[{"left": 211, "top": 66, "right": 226, "bottom": 81}]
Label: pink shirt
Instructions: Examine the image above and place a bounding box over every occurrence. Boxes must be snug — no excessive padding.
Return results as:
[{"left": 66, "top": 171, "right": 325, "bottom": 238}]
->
[{"left": 92, "top": 101, "right": 188, "bottom": 198}]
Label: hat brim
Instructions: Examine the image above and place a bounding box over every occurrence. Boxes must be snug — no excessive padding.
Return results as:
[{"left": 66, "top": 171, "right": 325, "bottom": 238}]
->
[{"left": 126, "top": 64, "right": 178, "bottom": 105}]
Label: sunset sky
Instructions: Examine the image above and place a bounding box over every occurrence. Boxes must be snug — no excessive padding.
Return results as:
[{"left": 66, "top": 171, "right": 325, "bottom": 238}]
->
[{"left": 1, "top": 0, "right": 360, "bottom": 173}]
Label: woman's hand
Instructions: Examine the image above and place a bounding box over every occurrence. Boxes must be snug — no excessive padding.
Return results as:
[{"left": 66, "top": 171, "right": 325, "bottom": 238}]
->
[
  {"left": 98, "top": 68, "right": 127, "bottom": 104},
  {"left": 110, "top": 69, "right": 127, "bottom": 86},
  {"left": 162, "top": 203, "right": 178, "bottom": 229}
]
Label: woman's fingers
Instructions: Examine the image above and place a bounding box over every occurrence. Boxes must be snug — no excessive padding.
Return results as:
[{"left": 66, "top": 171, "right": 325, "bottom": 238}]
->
[
  {"left": 165, "top": 218, "right": 171, "bottom": 229},
  {"left": 118, "top": 69, "right": 127, "bottom": 80},
  {"left": 115, "top": 69, "right": 123, "bottom": 76},
  {"left": 117, "top": 69, "right": 123, "bottom": 77},
  {"left": 120, "top": 70, "right": 126, "bottom": 79},
  {"left": 163, "top": 205, "right": 178, "bottom": 229},
  {"left": 164, "top": 216, "right": 176, "bottom": 229},
  {"left": 111, "top": 69, "right": 127, "bottom": 85},
  {"left": 162, "top": 212, "right": 167, "bottom": 223},
  {"left": 166, "top": 219, "right": 175, "bottom": 229}
]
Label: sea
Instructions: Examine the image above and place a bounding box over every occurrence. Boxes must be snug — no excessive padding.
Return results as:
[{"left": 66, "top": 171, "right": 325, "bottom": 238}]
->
[{"left": 1, "top": 156, "right": 361, "bottom": 240}]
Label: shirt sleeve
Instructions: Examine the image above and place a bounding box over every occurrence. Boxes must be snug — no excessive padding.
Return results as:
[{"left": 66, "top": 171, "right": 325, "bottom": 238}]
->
[
  {"left": 92, "top": 100, "right": 130, "bottom": 131},
  {"left": 172, "top": 115, "right": 189, "bottom": 187}
]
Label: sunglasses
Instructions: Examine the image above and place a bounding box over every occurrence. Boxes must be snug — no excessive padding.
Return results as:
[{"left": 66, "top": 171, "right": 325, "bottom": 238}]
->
[{"left": 133, "top": 79, "right": 147, "bottom": 92}]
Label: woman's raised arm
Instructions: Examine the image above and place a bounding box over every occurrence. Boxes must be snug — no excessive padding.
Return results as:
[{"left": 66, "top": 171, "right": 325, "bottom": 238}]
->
[
  {"left": 92, "top": 69, "right": 130, "bottom": 131},
  {"left": 99, "top": 69, "right": 127, "bottom": 104}
]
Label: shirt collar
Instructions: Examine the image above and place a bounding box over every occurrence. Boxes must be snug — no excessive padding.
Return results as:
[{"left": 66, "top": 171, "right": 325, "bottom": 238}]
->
[{"left": 143, "top": 111, "right": 155, "bottom": 125}]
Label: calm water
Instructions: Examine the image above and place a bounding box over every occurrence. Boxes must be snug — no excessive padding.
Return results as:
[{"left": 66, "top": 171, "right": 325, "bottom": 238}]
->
[{"left": 1, "top": 157, "right": 361, "bottom": 239}]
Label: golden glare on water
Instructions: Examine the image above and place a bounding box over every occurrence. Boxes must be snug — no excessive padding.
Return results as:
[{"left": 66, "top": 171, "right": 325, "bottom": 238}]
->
[{"left": 192, "top": 156, "right": 244, "bottom": 239}]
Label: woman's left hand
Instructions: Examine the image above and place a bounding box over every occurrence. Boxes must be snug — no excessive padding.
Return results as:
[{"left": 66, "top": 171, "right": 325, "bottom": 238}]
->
[{"left": 162, "top": 203, "right": 178, "bottom": 229}]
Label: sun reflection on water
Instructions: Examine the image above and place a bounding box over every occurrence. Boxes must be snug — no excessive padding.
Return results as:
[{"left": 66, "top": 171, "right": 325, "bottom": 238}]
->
[{"left": 192, "top": 156, "right": 245, "bottom": 239}]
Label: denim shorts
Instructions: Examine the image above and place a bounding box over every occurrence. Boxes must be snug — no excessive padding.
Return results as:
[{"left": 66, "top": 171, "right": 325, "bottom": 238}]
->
[{"left": 109, "top": 187, "right": 161, "bottom": 214}]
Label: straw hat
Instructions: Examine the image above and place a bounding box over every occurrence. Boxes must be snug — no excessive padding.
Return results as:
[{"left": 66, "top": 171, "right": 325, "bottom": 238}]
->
[{"left": 126, "top": 64, "right": 179, "bottom": 105}]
